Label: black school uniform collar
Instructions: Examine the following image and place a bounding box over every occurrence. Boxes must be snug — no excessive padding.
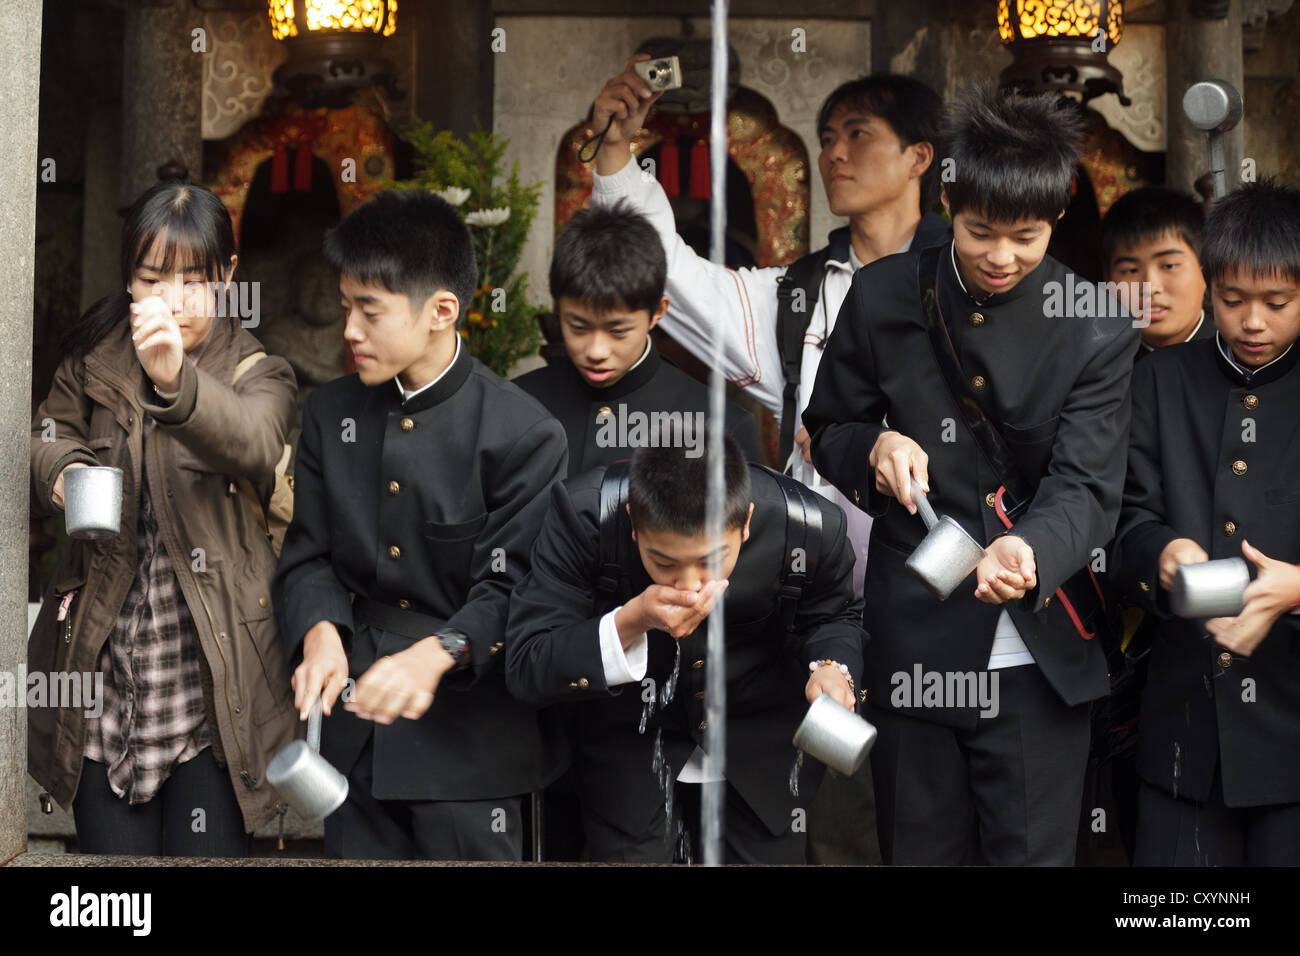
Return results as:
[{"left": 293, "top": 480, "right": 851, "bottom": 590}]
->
[
  {"left": 1213, "top": 331, "right": 1300, "bottom": 387},
  {"left": 392, "top": 334, "right": 473, "bottom": 413},
  {"left": 943, "top": 240, "right": 1047, "bottom": 308},
  {"left": 568, "top": 338, "right": 661, "bottom": 401}
]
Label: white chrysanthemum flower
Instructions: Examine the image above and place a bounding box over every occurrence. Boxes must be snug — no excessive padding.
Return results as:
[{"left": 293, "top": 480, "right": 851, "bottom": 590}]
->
[
  {"left": 431, "top": 186, "right": 471, "bottom": 207},
  {"left": 464, "top": 206, "right": 511, "bottom": 227}
]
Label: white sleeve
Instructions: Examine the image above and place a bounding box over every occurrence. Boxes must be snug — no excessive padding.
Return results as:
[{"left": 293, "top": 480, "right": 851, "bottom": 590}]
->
[
  {"left": 599, "top": 606, "right": 648, "bottom": 686},
  {"left": 592, "top": 155, "right": 788, "bottom": 418}
]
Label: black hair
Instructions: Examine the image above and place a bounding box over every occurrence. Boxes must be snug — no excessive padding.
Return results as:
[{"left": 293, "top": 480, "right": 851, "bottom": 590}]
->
[
  {"left": 323, "top": 190, "right": 477, "bottom": 317},
  {"left": 628, "top": 433, "right": 751, "bottom": 536},
  {"left": 1200, "top": 178, "right": 1300, "bottom": 285},
  {"left": 941, "top": 83, "right": 1085, "bottom": 223},
  {"left": 1101, "top": 186, "right": 1205, "bottom": 268},
  {"left": 816, "top": 73, "right": 945, "bottom": 212},
  {"left": 549, "top": 201, "right": 666, "bottom": 315},
  {"left": 61, "top": 182, "right": 236, "bottom": 357}
]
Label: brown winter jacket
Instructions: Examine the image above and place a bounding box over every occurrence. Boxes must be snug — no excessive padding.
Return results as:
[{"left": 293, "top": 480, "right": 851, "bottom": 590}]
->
[{"left": 28, "top": 315, "right": 299, "bottom": 833}]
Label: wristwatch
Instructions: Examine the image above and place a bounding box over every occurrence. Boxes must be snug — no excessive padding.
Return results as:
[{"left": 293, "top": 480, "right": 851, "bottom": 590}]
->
[{"left": 436, "top": 628, "right": 471, "bottom": 671}]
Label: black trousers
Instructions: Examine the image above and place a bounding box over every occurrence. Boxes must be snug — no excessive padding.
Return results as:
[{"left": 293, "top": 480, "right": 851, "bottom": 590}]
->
[
  {"left": 72, "top": 749, "right": 250, "bottom": 857},
  {"left": 868, "top": 663, "right": 1092, "bottom": 866},
  {"left": 1135, "top": 768, "right": 1300, "bottom": 866},
  {"left": 323, "top": 735, "right": 524, "bottom": 861}
]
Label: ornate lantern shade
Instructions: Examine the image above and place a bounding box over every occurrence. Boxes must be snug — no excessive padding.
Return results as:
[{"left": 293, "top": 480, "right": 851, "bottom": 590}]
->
[
  {"left": 268, "top": 1, "right": 400, "bottom": 106},
  {"left": 997, "top": 1, "right": 1129, "bottom": 105},
  {"left": 269, "top": 1, "right": 397, "bottom": 40}
]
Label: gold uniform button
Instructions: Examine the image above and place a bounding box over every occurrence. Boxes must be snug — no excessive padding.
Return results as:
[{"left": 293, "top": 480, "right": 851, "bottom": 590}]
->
[
  {"left": 1223, "top": 521, "right": 1237, "bottom": 537},
  {"left": 1218, "top": 652, "right": 1232, "bottom": 669},
  {"left": 398, "top": 599, "right": 411, "bottom": 610},
  {"left": 388, "top": 545, "right": 401, "bottom": 560},
  {"left": 697, "top": 721, "right": 707, "bottom": 732},
  {"left": 1139, "top": 581, "right": 1151, "bottom": 592},
  {"left": 388, "top": 480, "right": 400, "bottom": 495},
  {"left": 1243, "top": 394, "right": 1259, "bottom": 410},
  {"left": 577, "top": 677, "right": 590, "bottom": 689},
  {"left": 258, "top": 597, "right": 268, "bottom": 608},
  {"left": 400, "top": 417, "right": 415, "bottom": 432},
  {"left": 692, "top": 659, "right": 704, "bottom": 670},
  {"left": 490, "top": 641, "right": 504, "bottom": 656},
  {"left": 1044, "top": 596, "right": 1052, "bottom": 607},
  {"left": 597, "top": 406, "right": 613, "bottom": 420},
  {"left": 985, "top": 492, "right": 998, "bottom": 509},
  {"left": 1232, "top": 460, "right": 1247, "bottom": 476},
  {"left": 969, "top": 312, "right": 985, "bottom": 327},
  {"left": 971, "top": 375, "right": 986, "bottom": 391}
]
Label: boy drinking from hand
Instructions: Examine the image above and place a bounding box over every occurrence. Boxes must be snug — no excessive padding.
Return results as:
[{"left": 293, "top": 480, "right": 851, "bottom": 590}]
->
[{"left": 506, "top": 436, "right": 864, "bottom": 863}]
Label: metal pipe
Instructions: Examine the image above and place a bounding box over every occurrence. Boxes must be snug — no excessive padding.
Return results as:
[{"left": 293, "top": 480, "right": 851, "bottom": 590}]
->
[{"left": 701, "top": 0, "right": 730, "bottom": 869}]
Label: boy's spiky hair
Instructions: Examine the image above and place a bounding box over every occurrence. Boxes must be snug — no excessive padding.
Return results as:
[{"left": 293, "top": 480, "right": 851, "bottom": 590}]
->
[
  {"left": 1200, "top": 178, "right": 1300, "bottom": 285},
  {"left": 942, "top": 83, "right": 1085, "bottom": 223},
  {"left": 1101, "top": 186, "right": 1205, "bottom": 268},
  {"left": 550, "top": 201, "right": 666, "bottom": 315},
  {"left": 628, "top": 433, "right": 751, "bottom": 536},
  {"left": 324, "top": 190, "right": 478, "bottom": 316}
]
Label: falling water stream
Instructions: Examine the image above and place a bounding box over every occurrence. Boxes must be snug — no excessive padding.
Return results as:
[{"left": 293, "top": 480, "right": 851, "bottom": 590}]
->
[{"left": 788, "top": 750, "right": 805, "bottom": 798}]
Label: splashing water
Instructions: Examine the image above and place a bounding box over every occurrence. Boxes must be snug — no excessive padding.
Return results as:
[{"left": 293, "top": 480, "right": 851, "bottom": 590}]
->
[
  {"left": 788, "top": 750, "right": 805, "bottom": 798},
  {"left": 676, "top": 816, "right": 694, "bottom": 865},
  {"left": 660, "top": 643, "right": 681, "bottom": 707},
  {"left": 638, "top": 695, "right": 654, "bottom": 735}
]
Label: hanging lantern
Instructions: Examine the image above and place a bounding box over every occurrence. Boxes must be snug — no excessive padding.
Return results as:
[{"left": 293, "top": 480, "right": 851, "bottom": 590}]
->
[
  {"left": 268, "top": 1, "right": 400, "bottom": 106},
  {"left": 997, "top": 0, "right": 1129, "bottom": 105}
]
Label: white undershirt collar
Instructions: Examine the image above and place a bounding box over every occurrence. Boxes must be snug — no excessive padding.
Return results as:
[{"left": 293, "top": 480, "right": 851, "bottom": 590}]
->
[{"left": 394, "top": 334, "right": 462, "bottom": 403}]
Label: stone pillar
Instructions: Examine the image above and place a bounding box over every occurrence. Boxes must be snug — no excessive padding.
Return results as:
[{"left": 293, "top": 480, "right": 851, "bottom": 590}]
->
[
  {"left": 1166, "top": 0, "right": 1246, "bottom": 196},
  {"left": 415, "top": 0, "right": 494, "bottom": 138},
  {"left": 120, "top": 0, "right": 203, "bottom": 207},
  {"left": 0, "top": 0, "right": 43, "bottom": 867},
  {"left": 870, "top": 0, "right": 952, "bottom": 96}
]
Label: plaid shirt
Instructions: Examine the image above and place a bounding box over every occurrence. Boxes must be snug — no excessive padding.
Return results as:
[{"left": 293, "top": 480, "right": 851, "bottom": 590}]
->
[{"left": 83, "top": 417, "right": 213, "bottom": 804}]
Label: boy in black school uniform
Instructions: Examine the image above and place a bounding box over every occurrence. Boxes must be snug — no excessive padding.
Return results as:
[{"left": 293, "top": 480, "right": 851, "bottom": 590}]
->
[
  {"left": 512, "top": 203, "right": 761, "bottom": 860},
  {"left": 273, "top": 191, "right": 567, "bottom": 861},
  {"left": 513, "top": 202, "right": 761, "bottom": 470},
  {"left": 1093, "top": 185, "right": 1216, "bottom": 859},
  {"left": 803, "top": 85, "right": 1139, "bottom": 865},
  {"left": 1102, "top": 186, "right": 1216, "bottom": 358},
  {"left": 1113, "top": 180, "right": 1300, "bottom": 866},
  {"left": 505, "top": 436, "right": 865, "bottom": 863}
]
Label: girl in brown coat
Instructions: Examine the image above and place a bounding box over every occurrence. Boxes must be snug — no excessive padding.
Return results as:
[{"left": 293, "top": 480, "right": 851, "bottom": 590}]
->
[{"left": 29, "top": 182, "right": 298, "bottom": 856}]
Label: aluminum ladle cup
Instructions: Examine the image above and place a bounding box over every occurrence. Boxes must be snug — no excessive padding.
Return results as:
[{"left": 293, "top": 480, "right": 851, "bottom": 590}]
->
[
  {"left": 1171, "top": 557, "right": 1250, "bottom": 619},
  {"left": 266, "top": 699, "right": 349, "bottom": 822},
  {"left": 904, "top": 478, "right": 987, "bottom": 600},
  {"left": 64, "top": 465, "right": 123, "bottom": 540},
  {"left": 793, "top": 693, "right": 877, "bottom": 776}
]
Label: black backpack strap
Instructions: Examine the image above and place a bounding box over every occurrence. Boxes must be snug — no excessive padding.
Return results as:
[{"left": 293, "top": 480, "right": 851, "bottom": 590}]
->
[
  {"left": 595, "top": 461, "right": 630, "bottom": 606},
  {"left": 770, "top": 469, "right": 823, "bottom": 632},
  {"left": 775, "top": 249, "right": 832, "bottom": 468}
]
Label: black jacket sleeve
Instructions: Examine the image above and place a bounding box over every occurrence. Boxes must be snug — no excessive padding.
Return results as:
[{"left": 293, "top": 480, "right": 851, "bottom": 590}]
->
[
  {"left": 443, "top": 417, "right": 569, "bottom": 684},
  {"left": 795, "top": 496, "right": 866, "bottom": 684},
  {"left": 804, "top": 275, "right": 893, "bottom": 517},
  {"left": 273, "top": 388, "right": 356, "bottom": 665},
  {"left": 1113, "top": 356, "right": 1181, "bottom": 617},
  {"left": 504, "top": 477, "right": 615, "bottom": 707}
]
